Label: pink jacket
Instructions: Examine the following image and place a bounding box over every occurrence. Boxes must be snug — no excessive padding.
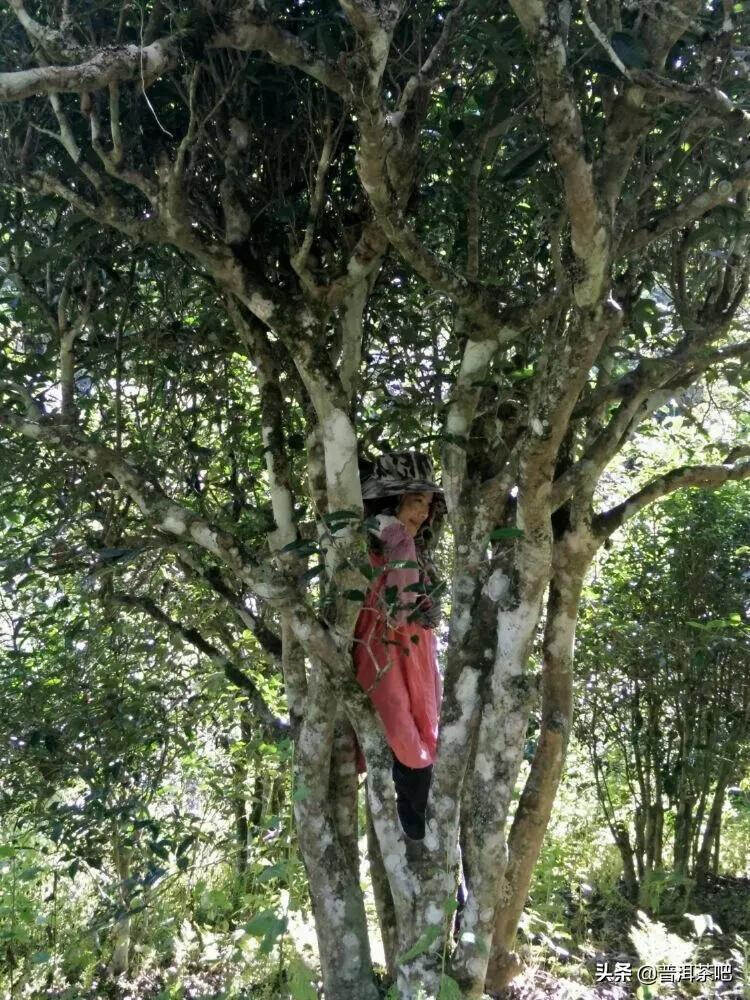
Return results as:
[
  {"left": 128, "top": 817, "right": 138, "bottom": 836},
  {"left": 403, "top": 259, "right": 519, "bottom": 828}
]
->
[{"left": 354, "top": 516, "right": 442, "bottom": 771}]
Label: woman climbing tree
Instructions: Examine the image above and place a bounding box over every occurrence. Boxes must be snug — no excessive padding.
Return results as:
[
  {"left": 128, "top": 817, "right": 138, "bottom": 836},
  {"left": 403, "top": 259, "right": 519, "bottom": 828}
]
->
[{"left": 354, "top": 452, "right": 445, "bottom": 844}]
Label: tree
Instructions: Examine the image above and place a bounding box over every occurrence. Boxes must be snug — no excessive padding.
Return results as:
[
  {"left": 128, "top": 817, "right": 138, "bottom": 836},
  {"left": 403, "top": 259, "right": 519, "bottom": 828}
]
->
[
  {"left": 2, "top": 0, "right": 750, "bottom": 996},
  {"left": 577, "top": 483, "right": 750, "bottom": 904}
]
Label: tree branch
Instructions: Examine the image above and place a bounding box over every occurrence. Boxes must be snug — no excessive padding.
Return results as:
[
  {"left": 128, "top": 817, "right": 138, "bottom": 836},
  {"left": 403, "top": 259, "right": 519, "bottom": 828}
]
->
[
  {"left": 573, "top": 337, "right": 750, "bottom": 420},
  {"left": 507, "top": 0, "right": 608, "bottom": 306},
  {"left": 557, "top": 326, "right": 750, "bottom": 509},
  {"left": 47, "top": 91, "right": 104, "bottom": 190},
  {"left": 375, "top": 212, "right": 508, "bottom": 336},
  {"left": 0, "top": 386, "right": 347, "bottom": 682},
  {"left": 594, "top": 461, "right": 750, "bottom": 537},
  {"left": 630, "top": 68, "right": 750, "bottom": 131},
  {"left": 81, "top": 88, "right": 158, "bottom": 200},
  {"left": 59, "top": 263, "right": 96, "bottom": 422},
  {"left": 210, "top": 17, "right": 349, "bottom": 96},
  {"left": 337, "top": 0, "right": 403, "bottom": 101},
  {"left": 168, "top": 544, "right": 284, "bottom": 663},
  {"left": 397, "top": 0, "right": 468, "bottom": 112},
  {"left": 291, "top": 116, "right": 338, "bottom": 295},
  {"left": 621, "top": 171, "right": 750, "bottom": 254},
  {"left": 24, "top": 173, "right": 288, "bottom": 332},
  {"left": 28, "top": 171, "right": 161, "bottom": 244},
  {"left": 7, "top": 0, "right": 84, "bottom": 61},
  {"left": 0, "top": 402, "right": 293, "bottom": 603},
  {"left": 111, "top": 591, "right": 289, "bottom": 737},
  {"left": 0, "top": 38, "right": 177, "bottom": 102},
  {"left": 580, "top": 0, "right": 630, "bottom": 78}
]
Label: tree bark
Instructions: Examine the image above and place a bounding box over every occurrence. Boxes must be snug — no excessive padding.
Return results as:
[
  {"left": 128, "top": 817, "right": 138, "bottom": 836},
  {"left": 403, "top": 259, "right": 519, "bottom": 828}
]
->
[
  {"left": 329, "top": 714, "right": 359, "bottom": 876},
  {"left": 365, "top": 795, "right": 399, "bottom": 979},
  {"left": 107, "top": 823, "right": 132, "bottom": 978},
  {"left": 695, "top": 768, "right": 730, "bottom": 884},
  {"left": 613, "top": 823, "right": 640, "bottom": 902},
  {"left": 448, "top": 463, "right": 556, "bottom": 995},
  {"left": 292, "top": 667, "right": 379, "bottom": 1000},
  {"left": 486, "top": 527, "right": 594, "bottom": 991}
]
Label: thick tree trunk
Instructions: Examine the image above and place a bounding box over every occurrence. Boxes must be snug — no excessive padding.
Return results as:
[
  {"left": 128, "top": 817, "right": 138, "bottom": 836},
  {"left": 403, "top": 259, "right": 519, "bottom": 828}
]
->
[
  {"left": 249, "top": 757, "right": 265, "bottom": 829},
  {"left": 673, "top": 797, "right": 693, "bottom": 877},
  {"left": 486, "top": 528, "right": 593, "bottom": 991},
  {"left": 613, "top": 823, "right": 640, "bottom": 902},
  {"left": 292, "top": 669, "right": 379, "bottom": 1000},
  {"left": 451, "top": 627, "right": 537, "bottom": 995},
  {"left": 711, "top": 821, "right": 721, "bottom": 876},
  {"left": 634, "top": 804, "right": 646, "bottom": 882},
  {"left": 384, "top": 515, "right": 501, "bottom": 999},
  {"left": 673, "top": 706, "right": 695, "bottom": 877},
  {"left": 653, "top": 802, "right": 664, "bottom": 872},
  {"left": 232, "top": 786, "right": 249, "bottom": 877},
  {"left": 107, "top": 825, "right": 132, "bottom": 978},
  {"left": 449, "top": 476, "right": 557, "bottom": 995},
  {"left": 329, "top": 714, "right": 359, "bottom": 875},
  {"left": 695, "top": 768, "right": 730, "bottom": 884}
]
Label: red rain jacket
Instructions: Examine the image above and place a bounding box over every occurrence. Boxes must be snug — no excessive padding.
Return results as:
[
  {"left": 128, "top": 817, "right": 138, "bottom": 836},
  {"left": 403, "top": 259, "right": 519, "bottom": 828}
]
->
[{"left": 354, "top": 516, "right": 442, "bottom": 771}]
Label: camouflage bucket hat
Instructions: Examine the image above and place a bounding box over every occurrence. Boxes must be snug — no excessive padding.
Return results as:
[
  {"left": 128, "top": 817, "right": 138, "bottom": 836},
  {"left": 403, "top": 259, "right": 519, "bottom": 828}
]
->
[{"left": 360, "top": 451, "right": 442, "bottom": 500}]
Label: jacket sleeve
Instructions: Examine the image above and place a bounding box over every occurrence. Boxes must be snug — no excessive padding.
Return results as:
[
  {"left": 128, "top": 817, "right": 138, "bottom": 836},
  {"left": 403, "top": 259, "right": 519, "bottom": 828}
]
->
[{"left": 378, "top": 519, "right": 421, "bottom": 626}]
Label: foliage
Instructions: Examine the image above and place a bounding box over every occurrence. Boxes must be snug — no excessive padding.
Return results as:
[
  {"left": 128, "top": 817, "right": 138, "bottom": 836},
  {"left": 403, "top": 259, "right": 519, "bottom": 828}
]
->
[
  {"left": 576, "top": 484, "right": 750, "bottom": 900},
  {"left": 1, "top": 0, "right": 750, "bottom": 995}
]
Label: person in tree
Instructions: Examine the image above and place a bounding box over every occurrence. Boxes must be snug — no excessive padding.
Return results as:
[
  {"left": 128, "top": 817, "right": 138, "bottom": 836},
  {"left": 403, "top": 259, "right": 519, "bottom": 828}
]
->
[{"left": 355, "top": 451, "right": 445, "bottom": 842}]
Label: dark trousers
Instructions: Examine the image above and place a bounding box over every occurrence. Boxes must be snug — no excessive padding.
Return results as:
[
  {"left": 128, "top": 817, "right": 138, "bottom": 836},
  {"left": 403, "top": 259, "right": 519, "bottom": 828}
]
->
[{"left": 392, "top": 756, "right": 433, "bottom": 840}]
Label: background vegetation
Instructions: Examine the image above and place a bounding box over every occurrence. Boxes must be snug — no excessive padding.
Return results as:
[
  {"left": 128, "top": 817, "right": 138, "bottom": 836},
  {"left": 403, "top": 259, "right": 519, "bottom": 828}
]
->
[{"left": 1, "top": 0, "right": 750, "bottom": 994}]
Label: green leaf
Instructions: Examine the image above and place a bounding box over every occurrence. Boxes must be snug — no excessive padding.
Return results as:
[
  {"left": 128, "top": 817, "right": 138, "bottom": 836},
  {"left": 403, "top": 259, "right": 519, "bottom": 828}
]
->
[
  {"left": 343, "top": 589, "right": 366, "bottom": 601},
  {"left": 322, "top": 509, "right": 361, "bottom": 526},
  {"left": 256, "top": 862, "right": 286, "bottom": 884},
  {"left": 148, "top": 839, "right": 170, "bottom": 860},
  {"left": 490, "top": 527, "right": 524, "bottom": 541},
  {"left": 358, "top": 562, "right": 377, "bottom": 580},
  {"left": 244, "top": 908, "right": 288, "bottom": 955},
  {"left": 176, "top": 834, "right": 197, "bottom": 857},
  {"left": 438, "top": 974, "right": 462, "bottom": 1000},
  {"left": 143, "top": 866, "right": 167, "bottom": 887},
  {"left": 288, "top": 954, "right": 318, "bottom": 1000},
  {"left": 300, "top": 564, "right": 324, "bottom": 582},
  {"left": 279, "top": 539, "right": 317, "bottom": 556},
  {"left": 397, "top": 923, "right": 442, "bottom": 963},
  {"left": 293, "top": 782, "right": 310, "bottom": 802},
  {"left": 447, "top": 119, "right": 465, "bottom": 140},
  {"left": 30, "top": 951, "right": 51, "bottom": 965},
  {"left": 443, "top": 433, "right": 468, "bottom": 448},
  {"left": 18, "top": 865, "right": 43, "bottom": 881},
  {"left": 97, "top": 547, "right": 138, "bottom": 562}
]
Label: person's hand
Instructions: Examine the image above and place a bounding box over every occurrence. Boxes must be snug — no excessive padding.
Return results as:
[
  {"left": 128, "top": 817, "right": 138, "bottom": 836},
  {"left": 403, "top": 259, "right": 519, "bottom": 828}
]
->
[{"left": 417, "top": 601, "right": 441, "bottom": 629}]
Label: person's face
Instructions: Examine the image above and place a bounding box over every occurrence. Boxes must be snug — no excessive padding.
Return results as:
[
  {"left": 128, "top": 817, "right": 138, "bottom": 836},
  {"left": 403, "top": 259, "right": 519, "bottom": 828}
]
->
[{"left": 396, "top": 491, "right": 432, "bottom": 538}]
